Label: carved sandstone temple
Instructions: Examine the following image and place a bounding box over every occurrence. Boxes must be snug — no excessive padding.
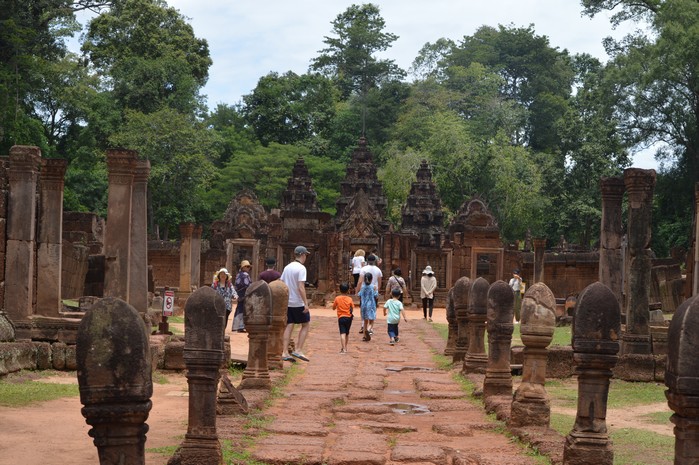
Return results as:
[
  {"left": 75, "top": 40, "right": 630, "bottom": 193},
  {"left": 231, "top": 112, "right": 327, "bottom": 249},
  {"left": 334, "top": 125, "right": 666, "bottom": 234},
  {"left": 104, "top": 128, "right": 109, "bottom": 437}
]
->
[
  {"left": 146, "top": 138, "right": 687, "bottom": 309},
  {"left": 148, "top": 138, "right": 516, "bottom": 303}
]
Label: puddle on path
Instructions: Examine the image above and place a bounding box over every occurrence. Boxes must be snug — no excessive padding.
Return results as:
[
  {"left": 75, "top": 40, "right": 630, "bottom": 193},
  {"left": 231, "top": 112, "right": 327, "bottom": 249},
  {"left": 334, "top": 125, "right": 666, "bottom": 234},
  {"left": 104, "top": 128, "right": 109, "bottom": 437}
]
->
[
  {"left": 381, "top": 402, "right": 431, "bottom": 415},
  {"left": 386, "top": 366, "right": 434, "bottom": 372},
  {"left": 385, "top": 390, "right": 415, "bottom": 395}
]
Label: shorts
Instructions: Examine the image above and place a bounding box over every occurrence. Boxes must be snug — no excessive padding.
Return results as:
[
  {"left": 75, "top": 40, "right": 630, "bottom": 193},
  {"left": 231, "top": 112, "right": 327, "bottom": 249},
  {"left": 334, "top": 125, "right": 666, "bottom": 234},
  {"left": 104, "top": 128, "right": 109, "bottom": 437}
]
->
[
  {"left": 287, "top": 306, "right": 311, "bottom": 324},
  {"left": 338, "top": 316, "right": 353, "bottom": 334}
]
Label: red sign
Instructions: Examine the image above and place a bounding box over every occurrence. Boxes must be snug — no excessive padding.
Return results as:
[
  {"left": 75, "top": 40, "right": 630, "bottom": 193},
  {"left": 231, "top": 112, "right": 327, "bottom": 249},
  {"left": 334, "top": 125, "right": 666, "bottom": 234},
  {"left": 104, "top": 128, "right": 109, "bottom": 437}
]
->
[{"left": 162, "top": 290, "right": 175, "bottom": 317}]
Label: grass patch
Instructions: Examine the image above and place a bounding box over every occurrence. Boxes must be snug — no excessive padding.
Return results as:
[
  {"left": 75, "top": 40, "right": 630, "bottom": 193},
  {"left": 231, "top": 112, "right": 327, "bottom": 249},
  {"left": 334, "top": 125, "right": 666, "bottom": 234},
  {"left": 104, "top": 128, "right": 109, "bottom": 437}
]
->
[
  {"left": 432, "top": 322, "right": 449, "bottom": 340},
  {"left": 168, "top": 316, "right": 184, "bottom": 324},
  {"left": 222, "top": 438, "right": 267, "bottom": 465},
  {"left": 152, "top": 370, "right": 170, "bottom": 385},
  {"left": 147, "top": 444, "right": 178, "bottom": 456},
  {"left": 549, "top": 412, "right": 575, "bottom": 436},
  {"left": 611, "top": 428, "right": 674, "bottom": 465},
  {"left": 547, "top": 378, "right": 665, "bottom": 410},
  {"left": 0, "top": 375, "right": 79, "bottom": 406},
  {"left": 545, "top": 379, "right": 579, "bottom": 409},
  {"left": 433, "top": 353, "right": 453, "bottom": 370},
  {"left": 510, "top": 324, "right": 571, "bottom": 347},
  {"left": 607, "top": 380, "right": 667, "bottom": 408},
  {"left": 641, "top": 410, "right": 672, "bottom": 425}
]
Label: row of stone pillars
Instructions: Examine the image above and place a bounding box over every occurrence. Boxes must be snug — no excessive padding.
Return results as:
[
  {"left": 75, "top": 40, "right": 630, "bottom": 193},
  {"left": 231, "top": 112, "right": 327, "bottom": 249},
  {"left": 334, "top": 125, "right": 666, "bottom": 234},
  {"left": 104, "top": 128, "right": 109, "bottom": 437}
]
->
[
  {"left": 3, "top": 146, "right": 150, "bottom": 340},
  {"left": 447, "top": 276, "right": 622, "bottom": 464},
  {"left": 599, "top": 168, "right": 657, "bottom": 355},
  {"left": 76, "top": 276, "right": 290, "bottom": 465}
]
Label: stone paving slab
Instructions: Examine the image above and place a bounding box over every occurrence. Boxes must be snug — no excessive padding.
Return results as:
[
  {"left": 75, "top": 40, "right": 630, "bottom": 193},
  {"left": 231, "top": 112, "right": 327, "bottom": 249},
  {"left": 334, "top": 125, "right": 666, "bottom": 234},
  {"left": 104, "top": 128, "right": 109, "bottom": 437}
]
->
[
  {"left": 391, "top": 443, "right": 448, "bottom": 464},
  {"left": 251, "top": 434, "right": 325, "bottom": 465},
  {"left": 263, "top": 419, "right": 330, "bottom": 436},
  {"left": 416, "top": 381, "right": 463, "bottom": 391},
  {"left": 419, "top": 390, "right": 467, "bottom": 399},
  {"left": 326, "top": 432, "right": 388, "bottom": 465}
]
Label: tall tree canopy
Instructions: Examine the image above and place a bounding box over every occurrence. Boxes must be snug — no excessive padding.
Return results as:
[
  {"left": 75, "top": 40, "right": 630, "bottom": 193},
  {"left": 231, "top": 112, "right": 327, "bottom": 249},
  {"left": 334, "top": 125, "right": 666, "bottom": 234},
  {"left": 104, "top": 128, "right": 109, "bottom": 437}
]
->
[
  {"left": 582, "top": 0, "right": 699, "bottom": 253},
  {"left": 310, "top": 3, "right": 405, "bottom": 99},
  {"left": 82, "top": 0, "right": 211, "bottom": 115}
]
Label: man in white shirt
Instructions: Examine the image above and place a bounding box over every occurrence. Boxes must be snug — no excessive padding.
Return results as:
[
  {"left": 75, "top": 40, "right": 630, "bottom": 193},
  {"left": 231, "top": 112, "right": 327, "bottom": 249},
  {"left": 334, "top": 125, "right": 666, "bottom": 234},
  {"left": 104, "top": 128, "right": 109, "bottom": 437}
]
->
[{"left": 281, "top": 245, "right": 312, "bottom": 362}]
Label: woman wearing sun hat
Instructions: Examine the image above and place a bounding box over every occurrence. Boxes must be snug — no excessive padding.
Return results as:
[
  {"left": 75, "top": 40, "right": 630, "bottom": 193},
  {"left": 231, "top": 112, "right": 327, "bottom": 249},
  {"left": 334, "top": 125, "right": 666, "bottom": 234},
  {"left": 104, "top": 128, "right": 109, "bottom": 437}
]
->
[
  {"left": 232, "top": 260, "right": 252, "bottom": 332},
  {"left": 420, "top": 265, "right": 438, "bottom": 321},
  {"left": 211, "top": 267, "right": 238, "bottom": 328}
]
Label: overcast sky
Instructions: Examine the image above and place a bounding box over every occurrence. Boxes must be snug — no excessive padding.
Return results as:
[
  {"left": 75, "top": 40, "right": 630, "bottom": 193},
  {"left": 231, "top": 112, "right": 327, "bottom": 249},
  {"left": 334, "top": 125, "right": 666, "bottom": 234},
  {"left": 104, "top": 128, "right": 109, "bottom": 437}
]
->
[{"left": 75, "top": 1, "right": 657, "bottom": 167}]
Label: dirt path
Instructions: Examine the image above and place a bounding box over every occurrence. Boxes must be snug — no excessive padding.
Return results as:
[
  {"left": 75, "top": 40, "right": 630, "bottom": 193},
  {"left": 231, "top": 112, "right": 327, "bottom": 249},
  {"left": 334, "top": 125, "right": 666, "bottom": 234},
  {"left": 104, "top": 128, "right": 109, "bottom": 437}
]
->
[{"left": 0, "top": 305, "right": 676, "bottom": 465}]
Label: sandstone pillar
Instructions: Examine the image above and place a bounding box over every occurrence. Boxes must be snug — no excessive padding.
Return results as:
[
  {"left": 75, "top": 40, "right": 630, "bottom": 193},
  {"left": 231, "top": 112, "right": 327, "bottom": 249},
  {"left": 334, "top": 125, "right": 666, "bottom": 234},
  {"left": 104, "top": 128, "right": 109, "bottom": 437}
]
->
[
  {"left": 694, "top": 183, "right": 699, "bottom": 296},
  {"left": 452, "top": 277, "right": 471, "bottom": 363},
  {"left": 267, "top": 280, "right": 288, "bottom": 370},
  {"left": 37, "top": 158, "right": 68, "bottom": 317},
  {"left": 483, "top": 280, "right": 514, "bottom": 399},
  {"left": 666, "top": 294, "right": 699, "bottom": 464},
  {"left": 533, "top": 238, "right": 546, "bottom": 284},
  {"left": 599, "top": 177, "right": 625, "bottom": 308},
  {"left": 622, "top": 168, "right": 656, "bottom": 355},
  {"left": 179, "top": 223, "right": 194, "bottom": 292},
  {"left": 128, "top": 159, "right": 150, "bottom": 313},
  {"left": 444, "top": 287, "right": 457, "bottom": 356},
  {"left": 76, "top": 297, "right": 152, "bottom": 465},
  {"left": 104, "top": 149, "right": 136, "bottom": 300},
  {"left": 169, "top": 286, "right": 226, "bottom": 465},
  {"left": 510, "top": 283, "right": 556, "bottom": 427},
  {"left": 240, "top": 280, "right": 273, "bottom": 389},
  {"left": 563, "top": 282, "right": 621, "bottom": 465},
  {"left": 4, "top": 145, "right": 42, "bottom": 324},
  {"left": 191, "top": 225, "right": 203, "bottom": 288},
  {"left": 463, "top": 277, "right": 489, "bottom": 375}
]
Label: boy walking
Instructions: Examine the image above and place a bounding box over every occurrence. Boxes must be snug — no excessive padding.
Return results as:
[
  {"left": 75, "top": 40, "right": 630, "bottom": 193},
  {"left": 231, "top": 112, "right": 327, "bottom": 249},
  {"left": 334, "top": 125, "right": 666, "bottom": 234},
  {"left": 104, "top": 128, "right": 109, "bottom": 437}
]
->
[
  {"left": 383, "top": 288, "right": 408, "bottom": 344},
  {"left": 333, "top": 283, "right": 354, "bottom": 353}
]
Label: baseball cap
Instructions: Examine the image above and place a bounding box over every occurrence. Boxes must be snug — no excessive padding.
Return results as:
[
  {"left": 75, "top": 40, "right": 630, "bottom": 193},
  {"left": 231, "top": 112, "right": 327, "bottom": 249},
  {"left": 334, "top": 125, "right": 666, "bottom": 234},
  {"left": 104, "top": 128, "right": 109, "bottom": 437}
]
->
[{"left": 294, "top": 245, "right": 310, "bottom": 255}]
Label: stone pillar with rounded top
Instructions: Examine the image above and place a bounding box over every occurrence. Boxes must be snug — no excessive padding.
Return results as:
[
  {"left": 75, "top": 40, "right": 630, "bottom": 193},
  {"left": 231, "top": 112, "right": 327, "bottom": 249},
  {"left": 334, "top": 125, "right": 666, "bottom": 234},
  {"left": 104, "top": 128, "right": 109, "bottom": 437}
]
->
[
  {"left": 179, "top": 222, "right": 194, "bottom": 292},
  {"left": 128, "top": 159, "right": 150, "bottom": 313},
  {"left": 666, "top": 294, "right": 699, "bottom": 464},
  {"left": 37, "top": 158, "right": 68, "bottom": 317},
  {"left": 445, "top": 287, "right": 457, "bottom": 356},
  {"left": 452, "top": 276, "right": 471, "bottom": 363},
  {"left": 104, "top": 149, "right": 137, "bottom": 300},
  {"left": 483, "top": 280, "right": 514, "bottom": 399},
  {"left": 563, "top": 282, "right": 621, "bottom": 465},
  {"left": 509, "top": 282, "right": 556, "bottom": 427},
  {"left": 599, "top": 177, "right": 625, "bottom": 308},
  {"left": 463, "top": 277, "right": 489, "bottom": 375},
  {"left": 76, "top": 297, "right": 153, "bottom": 465},
  {"left": 5, "top": 145, "right": 42, "bottom": 325},
  {"left": 622, "top": 168, "right": 656, "bottom": 355},
  {"left": 267, "top": 279, "right": 288, "bottom": 370},
  {"left": 240, "top": 280, "right": 273, "bottom": 389},
  {"left": 533, "top": 238, "right": 546, "bottom": 284},
  {"left": 169, "top": 286, "right": 226, "bottom": 465}
]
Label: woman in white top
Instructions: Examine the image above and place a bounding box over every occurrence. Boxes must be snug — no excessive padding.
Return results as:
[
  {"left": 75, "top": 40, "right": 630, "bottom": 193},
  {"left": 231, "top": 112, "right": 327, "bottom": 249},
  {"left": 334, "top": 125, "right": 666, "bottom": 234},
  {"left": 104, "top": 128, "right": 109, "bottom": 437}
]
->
[
  {"left": 350, "top": 249, "right": 366, "bottom": 293},
  {"left": 420, "top": 265, "right": 438, "bottom": 321}
]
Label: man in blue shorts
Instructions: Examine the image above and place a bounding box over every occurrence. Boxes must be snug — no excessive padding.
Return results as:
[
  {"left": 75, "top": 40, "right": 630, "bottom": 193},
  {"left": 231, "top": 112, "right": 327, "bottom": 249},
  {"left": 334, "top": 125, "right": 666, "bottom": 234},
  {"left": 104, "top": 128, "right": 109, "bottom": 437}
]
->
[{"left": 281, "top": 245, "right": 311, "bottom": 362}]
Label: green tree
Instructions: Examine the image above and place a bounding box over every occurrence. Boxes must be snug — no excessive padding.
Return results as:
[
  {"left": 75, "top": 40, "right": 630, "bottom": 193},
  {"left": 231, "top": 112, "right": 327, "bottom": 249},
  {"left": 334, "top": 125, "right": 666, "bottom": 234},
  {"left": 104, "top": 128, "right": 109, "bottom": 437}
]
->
[
  {"left": 582, "top": 0, "right": 699, "bottom": 253},
  {"left": 204, "top": 143, "right": 345, "bottom": 218},
  {"left": 241, "top": 71, "right": 338, "bottom": 146},
  {"left": 109, "top": 108, "right": 222, "bottom": 239},
  {"left": 82, "top": 0, "right": 211, "bottom": 115},
  {"left": 310, "top": 3, "right": 405, "bottom": 100},
  {"left": 445, "top": 24, "right": 574, "bottom": 152},
  {"left": 205, "top": 103, "right": 256, "bottom": 167}
]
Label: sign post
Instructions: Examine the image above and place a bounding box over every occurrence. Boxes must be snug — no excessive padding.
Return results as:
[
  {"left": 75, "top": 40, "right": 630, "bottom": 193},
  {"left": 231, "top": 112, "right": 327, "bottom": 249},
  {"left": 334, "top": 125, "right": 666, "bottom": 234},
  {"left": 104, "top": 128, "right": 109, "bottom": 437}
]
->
[{"left": 157, "top": 287, "right": 175, "bottom": 335}]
